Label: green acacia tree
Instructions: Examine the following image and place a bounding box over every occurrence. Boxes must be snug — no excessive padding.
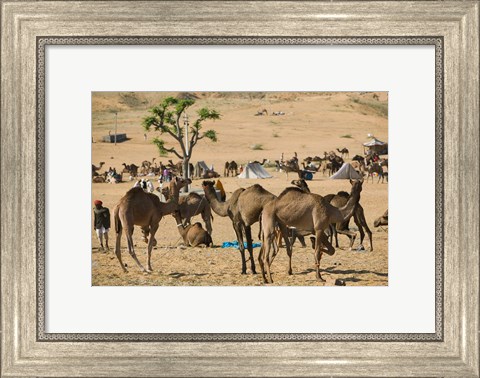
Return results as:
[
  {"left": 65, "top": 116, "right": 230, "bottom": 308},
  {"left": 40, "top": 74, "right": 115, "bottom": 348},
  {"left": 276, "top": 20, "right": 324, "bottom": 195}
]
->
[{"left": 142, "top": 97, "right": 220, "bottom": 189}]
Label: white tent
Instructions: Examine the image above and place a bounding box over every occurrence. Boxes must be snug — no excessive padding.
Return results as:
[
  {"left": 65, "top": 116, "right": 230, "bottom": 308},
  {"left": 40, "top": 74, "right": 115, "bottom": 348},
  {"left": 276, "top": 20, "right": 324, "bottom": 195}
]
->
[
  {"left": 330, "top": 163, "right": 362, "bottom": 180},
  {"left": 363, "top": 137, "right": 386, "bottom": 147},
  {"left": 238, "top": 163, "right": 272, "bottom": 179}
]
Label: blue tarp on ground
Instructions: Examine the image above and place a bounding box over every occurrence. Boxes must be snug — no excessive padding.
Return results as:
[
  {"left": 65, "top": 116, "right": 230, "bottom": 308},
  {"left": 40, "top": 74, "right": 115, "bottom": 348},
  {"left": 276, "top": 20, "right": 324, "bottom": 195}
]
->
[{"left": 221, "top": 241, "right": 262, "bottom": 249}]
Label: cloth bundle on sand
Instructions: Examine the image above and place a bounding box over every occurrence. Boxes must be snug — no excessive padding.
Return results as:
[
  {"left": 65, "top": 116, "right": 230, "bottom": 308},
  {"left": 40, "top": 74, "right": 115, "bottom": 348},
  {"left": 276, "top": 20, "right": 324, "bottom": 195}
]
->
[{"left": 221, "top": 241, "right": 262, "bottom": 249}]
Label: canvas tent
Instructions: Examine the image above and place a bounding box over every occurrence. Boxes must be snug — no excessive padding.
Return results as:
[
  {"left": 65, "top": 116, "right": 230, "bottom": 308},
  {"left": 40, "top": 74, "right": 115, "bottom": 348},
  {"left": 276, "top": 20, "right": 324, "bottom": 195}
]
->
[
  {"left": 363, "top": 137, "right": 388, "bottom": 155},
  {"left": 330, "top": 163, "right": 362, "bottom": 180},
  {"left": 194, "top": 161, "right": 210, "bottom": 178},
  {"left": 238, "top": 162, "right": 272, "bottom": 179}
]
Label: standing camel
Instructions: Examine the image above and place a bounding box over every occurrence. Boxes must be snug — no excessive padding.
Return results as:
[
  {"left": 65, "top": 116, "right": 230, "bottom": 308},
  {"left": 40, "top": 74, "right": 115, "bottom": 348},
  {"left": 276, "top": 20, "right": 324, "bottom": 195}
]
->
[
  {"left": 202, "top": 180, "right": 288, "bottom": 275},
  {"left": 113, "top": 177, "right": 187, "bottom": 273},
  {"left": 259, "top": 179, "right": 363, "bottom": 283},
  {"left": 291, "top": 180, "right": 373, "bottom": 251},
  {"left": 224, "top": 161, "right": 238, "bottom": 177},
  {"left": 162, "top": 188, "right": 213, "bottom": 236}
]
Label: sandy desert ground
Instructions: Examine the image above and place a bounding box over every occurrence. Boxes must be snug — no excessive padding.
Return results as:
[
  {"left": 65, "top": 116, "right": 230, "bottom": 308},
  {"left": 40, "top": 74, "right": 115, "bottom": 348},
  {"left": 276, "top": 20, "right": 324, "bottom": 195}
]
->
[{"left": 91, "top": 92, "right": 388, "bottom": 286}]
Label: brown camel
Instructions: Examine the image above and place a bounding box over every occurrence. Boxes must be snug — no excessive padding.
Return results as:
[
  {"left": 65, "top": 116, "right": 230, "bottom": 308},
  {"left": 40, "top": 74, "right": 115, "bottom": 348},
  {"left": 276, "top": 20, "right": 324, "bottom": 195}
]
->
[
  {"left": 202, "top": 180, "right": 287, "bottom": 275},
  {"left": 162, "top": 188, "right": 213, "bottom": 236},
  {"left": 366, "top": 163, "right": 386, "bottom": 183},
  {"left": 252, "top": 159, "right": 267, "bottom": 165},
  {"left": 336, "top": 148, "right": 349, "bottom": 159},
  {"left": 259, "top": 179, "right": 363, "bottom": 283},
  {"left": 224, "top": 161, "right": 238, "bottom": 177},
  {"left": 374, "top": 209, "right": 388, "bottom": 227},
  {"left": 176, "top": 222, "right": 213, "bottom": 247},
  {"left": 113, "top": 177, "right": 187, "bottom": 273},
  {"left": 122, "top": 163, "right": 139, "bottom": 177},
  {"left": 92, "top": 162, "right": 105, "bottom": 178},
  {"left": 291, "top": 180, "right": 373, "bottom": 251},
  {"left": 275, "top": 160, "right": 301, "bottom": 179}
]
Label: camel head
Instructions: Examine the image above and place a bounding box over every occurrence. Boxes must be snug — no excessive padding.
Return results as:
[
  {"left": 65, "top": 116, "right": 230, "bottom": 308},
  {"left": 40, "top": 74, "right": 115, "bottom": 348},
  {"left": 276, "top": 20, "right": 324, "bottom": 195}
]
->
[
  {"left": 349, "top": 178, "right": 364, "bottom": 196},
  {"left": 374, "top": 209, "right": 388, "bottom": 227},
  {"left": 201, "top": 180, "right": 216, "bottom": 192}
]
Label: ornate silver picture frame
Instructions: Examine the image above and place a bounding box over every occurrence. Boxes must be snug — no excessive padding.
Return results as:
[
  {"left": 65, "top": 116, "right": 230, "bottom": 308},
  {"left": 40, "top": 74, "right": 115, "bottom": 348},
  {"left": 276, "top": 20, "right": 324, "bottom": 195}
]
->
[{"left": 1, "top": 1, "right": 478, "bottom": 376}]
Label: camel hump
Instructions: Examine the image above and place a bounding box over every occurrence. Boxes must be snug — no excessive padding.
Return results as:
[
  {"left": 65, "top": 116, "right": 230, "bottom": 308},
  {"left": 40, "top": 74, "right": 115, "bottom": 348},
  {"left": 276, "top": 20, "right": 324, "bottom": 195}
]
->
[
  {"left": 336, "top": 191, "right": 349, "bottom": 198},
  {"left": 278, "top": 186, "right": 304, "bottom": 198},
  {"left": 193, "top": 222, "right": 202, "bottom": 227}
]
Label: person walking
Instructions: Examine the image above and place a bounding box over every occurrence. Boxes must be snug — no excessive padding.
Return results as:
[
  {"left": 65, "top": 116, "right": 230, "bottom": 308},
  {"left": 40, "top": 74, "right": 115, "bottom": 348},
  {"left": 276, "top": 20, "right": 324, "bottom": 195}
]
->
[{"left": 93, "top": 200, "right": 110, "bottom": 252}]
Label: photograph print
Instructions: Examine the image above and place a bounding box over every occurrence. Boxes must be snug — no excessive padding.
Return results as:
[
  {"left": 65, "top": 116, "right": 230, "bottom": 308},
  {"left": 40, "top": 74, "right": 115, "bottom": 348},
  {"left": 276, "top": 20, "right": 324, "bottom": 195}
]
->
[{"left": 91, "top": 92, "right": 388, "bottom": 286}]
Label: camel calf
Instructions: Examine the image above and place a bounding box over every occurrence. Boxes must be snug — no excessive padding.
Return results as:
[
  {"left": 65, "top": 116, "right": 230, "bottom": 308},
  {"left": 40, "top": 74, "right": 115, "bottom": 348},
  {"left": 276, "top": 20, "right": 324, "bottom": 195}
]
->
[{"left": 177, "top": 222, "right": 213, "bottom": 247}]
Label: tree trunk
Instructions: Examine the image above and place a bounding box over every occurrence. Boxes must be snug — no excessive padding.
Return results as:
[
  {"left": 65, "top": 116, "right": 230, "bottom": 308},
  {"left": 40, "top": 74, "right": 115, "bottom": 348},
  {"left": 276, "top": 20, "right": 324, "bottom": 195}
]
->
[{"left": 182, "top": 156, "right": 190, "bottom": 193}]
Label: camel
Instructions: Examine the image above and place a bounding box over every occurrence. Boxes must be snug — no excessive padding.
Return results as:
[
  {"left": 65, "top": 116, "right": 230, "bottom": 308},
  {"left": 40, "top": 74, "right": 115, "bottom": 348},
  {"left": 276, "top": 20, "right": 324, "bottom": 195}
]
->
[
  {"left": 374, "top": 209, "right": 388, "bottom": 227},
  {"left": 176, "top": 222, "right": 213, "bottom": 247},
  {"left": 366, "top": 163, "right": 386, "bottom": 183},
  {"left": 337, "top": 148, "right": 349, "bottom": 159},
  {"left": 162, "top": 187, "right": 213, "bottom": 236},
  {"left": 275, "top": 160, "right": 301, "bottom": 179},
  {"left": 202, "top": 180, "right": 287, "bottom": 275},
  {"left": 291, "top": 180, "right": 373, "bottom": 251},
  {"left": 92, "top": 162, "right": 105, "bottom": 178},
  {"left": 259, "top": 179, "right": 363, "bottom": 283},
  {"left": 252, "top": 159, "right": 267, "bottom": 165},
  {"left": 92, "top": 176, "right": 106, "bottom": 183},
  {"left": 122, "top": 163, "right": 139, "bottom": 178},
  {"left": 224, "top": 161, "right": 238, "bottom": 177},
  {"left": 113, "top": 176, "right": 187, "bottom": 273}
]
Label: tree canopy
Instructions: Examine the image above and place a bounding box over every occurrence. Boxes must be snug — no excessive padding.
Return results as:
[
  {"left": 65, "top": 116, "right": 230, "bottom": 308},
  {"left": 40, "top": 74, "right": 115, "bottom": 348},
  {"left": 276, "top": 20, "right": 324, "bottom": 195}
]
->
[{"left": 143, "top": 97, "right": 220, "bottom": 160}]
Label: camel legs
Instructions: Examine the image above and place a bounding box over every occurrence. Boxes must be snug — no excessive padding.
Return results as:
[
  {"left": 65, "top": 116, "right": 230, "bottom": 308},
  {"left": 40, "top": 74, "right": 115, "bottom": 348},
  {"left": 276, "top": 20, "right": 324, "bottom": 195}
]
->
[
  {"left": 232, "top": 220, "right": 248, "bottom": 274},
  {"left": 125, "top": 226, "right": 147, "bottom": 273},
  {"left": 334, "top": 224, "right": 356, "bottom": 250},
  {"left": 276, "top": 223, "right": 293, "bottom": 275},
  {"left": 146, "top": 223, "right": 158, "bottom": 272},
  {"left": 114, "top": 227, "right": 127, "bottom": 273},
  {"left": 202, "top": 207, "right": 213, "bottom": 236},
  {"left": 244, "top": 226, "right": 256, "bottom": 274},
  {"left": 314, "top": 232, "right": 335, "bottom": 282},
  {"left": 355, "top": 206, "right": 373, "bottom": 251}
]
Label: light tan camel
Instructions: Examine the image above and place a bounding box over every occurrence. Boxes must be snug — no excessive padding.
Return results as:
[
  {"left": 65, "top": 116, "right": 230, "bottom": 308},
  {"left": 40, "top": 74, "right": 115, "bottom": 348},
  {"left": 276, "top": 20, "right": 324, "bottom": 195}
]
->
[
  {"left": 113, "top": 177, "right": 187, "bottom": 273},
  {"left": 162, "top": 188, "right": 213, "bottom": 236},
  {"left": 259, "top": 179, "right": 363, "bottom": 283},
  {"left": 176, "top": 222, "right": 213, "bottom": 247},
  {"left": 92, "top": 162, "right": 105, "bottom": 178},
  {"left": 202, "top": 180, "right": 289, "bottom": 275},
  {"left": 374, "top": 209, "right": 388, "bottom": 227}
]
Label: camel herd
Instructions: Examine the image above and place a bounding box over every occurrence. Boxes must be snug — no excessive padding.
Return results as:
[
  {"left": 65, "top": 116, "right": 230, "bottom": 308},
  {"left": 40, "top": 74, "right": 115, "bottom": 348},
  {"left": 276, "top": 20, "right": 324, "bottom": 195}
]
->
[{"left": 107, "top": 164, "right": 388, "bottom": 284}]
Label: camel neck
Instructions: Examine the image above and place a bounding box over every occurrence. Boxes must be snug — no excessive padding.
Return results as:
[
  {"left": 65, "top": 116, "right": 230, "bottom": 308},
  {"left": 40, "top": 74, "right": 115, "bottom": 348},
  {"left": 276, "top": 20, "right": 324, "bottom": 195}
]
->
[{"left": 204, "top": 187, "right": 229, "bottom": 217}]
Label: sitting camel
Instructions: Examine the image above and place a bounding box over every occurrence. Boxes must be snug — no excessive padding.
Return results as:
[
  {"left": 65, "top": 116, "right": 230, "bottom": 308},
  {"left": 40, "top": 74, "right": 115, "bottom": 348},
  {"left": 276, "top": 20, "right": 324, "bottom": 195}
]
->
[
  {"left": 374, "top": 209, "right": 388, "bottom": 227},
  {"left": 92, "top": 162, "right": 105, "bottom": 178},
  {"left": 162, "top": 187, "right": 213, "bottom": 236},
  {"left": 113, "top": 176, "right": 187, "bottom": 273},
  {"left": 259, "top": 179, "right": 363, "bottom": 283},
  {"left": 176, "top": 222, "right": 213, "bottom": 247}
]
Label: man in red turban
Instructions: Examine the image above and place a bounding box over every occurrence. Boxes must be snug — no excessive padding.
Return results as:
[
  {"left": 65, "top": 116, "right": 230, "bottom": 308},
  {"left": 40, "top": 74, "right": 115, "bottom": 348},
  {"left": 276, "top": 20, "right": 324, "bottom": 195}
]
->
[{"left": 93, "top": 200, "right": 110, "bottom": 252}]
